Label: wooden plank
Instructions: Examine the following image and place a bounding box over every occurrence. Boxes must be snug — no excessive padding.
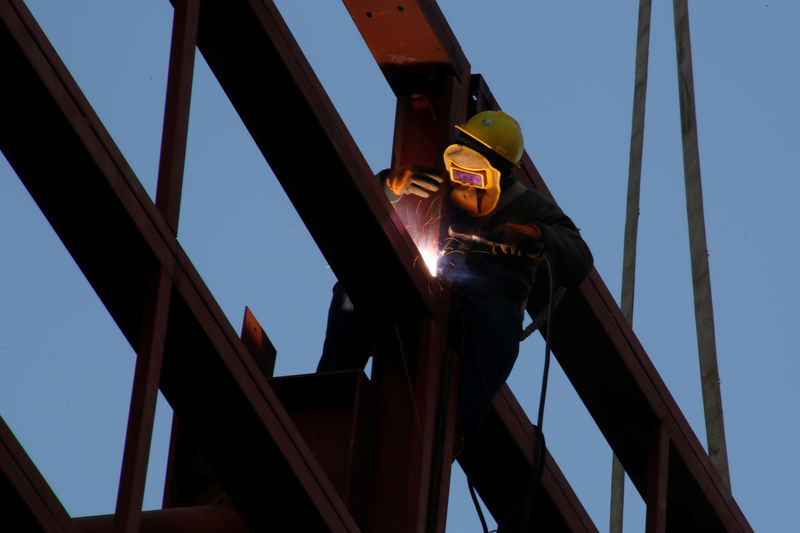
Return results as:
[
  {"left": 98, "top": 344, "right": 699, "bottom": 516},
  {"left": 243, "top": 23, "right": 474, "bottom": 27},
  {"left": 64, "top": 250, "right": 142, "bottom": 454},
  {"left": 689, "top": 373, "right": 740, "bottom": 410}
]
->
[
  {"left": 672, "top": 0, "right": 730, "bottom": 488},
  {"left": 613, "top": 1, "right": 653, "bottom": 530}
]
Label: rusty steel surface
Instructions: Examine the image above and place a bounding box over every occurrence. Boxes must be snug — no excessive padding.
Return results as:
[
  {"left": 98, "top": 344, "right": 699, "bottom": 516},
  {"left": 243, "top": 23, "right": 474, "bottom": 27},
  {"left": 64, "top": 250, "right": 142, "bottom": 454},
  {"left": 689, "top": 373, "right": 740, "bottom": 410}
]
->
[{"left": 0, "top": 415, "right": 78, "bottom": 533}]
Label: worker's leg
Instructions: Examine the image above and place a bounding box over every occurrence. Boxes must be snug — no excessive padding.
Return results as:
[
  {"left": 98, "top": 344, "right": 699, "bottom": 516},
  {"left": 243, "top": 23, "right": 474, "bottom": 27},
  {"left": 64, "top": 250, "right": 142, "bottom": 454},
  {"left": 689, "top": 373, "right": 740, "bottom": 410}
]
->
[
  {"left": 456, "top": 295, "right": 523, "bottom": 439},
  {"left": 317, "top": 281, "right": 374, "bottom": 372}
]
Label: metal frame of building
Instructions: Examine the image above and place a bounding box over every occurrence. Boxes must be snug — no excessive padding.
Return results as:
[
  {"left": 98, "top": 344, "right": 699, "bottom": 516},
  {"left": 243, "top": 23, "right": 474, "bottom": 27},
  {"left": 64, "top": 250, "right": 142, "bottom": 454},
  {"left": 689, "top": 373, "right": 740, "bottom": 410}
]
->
[{"left": 0, "top": 1, "right": 753, "bottom": 532}]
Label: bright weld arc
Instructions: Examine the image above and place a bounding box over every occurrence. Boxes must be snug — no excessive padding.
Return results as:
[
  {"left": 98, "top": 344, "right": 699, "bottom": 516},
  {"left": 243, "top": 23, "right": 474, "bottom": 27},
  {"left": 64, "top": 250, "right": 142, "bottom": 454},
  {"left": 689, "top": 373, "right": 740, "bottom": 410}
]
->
[{"left": 419, "top": 243, "right": 441, "bottom": 276}]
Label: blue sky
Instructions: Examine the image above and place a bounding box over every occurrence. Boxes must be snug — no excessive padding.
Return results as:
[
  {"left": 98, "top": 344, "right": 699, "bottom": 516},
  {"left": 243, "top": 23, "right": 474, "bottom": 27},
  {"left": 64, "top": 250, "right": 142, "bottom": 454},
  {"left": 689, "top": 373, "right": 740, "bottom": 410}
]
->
[{"left": 1, "top": 1, "right": 797, "bottom": 531}]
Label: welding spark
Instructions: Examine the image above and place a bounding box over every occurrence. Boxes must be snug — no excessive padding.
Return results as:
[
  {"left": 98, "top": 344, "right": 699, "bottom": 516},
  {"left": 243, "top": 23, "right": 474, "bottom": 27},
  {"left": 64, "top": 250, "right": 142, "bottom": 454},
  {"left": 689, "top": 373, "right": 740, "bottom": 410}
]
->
[{"left": 417, "top": 242, "right": 441, "bottom": 277}]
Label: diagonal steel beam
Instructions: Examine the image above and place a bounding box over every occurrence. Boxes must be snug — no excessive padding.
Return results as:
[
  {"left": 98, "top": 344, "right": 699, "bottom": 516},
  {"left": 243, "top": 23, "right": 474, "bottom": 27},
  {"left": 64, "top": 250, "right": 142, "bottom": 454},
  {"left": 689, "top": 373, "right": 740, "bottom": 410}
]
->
[
  {"left": 185, "top": 0, "right": 443, "bottom": 323},
  {"left": 459, "top": 386, "right": 599, "bottom": 533},
  {"left": 342, "top": 0, "right": 754, "bottom": 525},
  {"left": 0, "top": 415, "right": 78, "bottom": 533},
  {"left": 0, "top": 1, "right": 359, "bottom": 530}
]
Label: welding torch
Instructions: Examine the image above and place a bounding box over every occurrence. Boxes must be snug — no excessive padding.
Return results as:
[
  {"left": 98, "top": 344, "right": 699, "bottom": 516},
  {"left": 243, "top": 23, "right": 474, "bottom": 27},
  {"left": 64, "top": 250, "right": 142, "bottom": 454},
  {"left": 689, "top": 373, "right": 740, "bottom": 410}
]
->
[{"left": 447, "top": 226, "right": 544, "bottom": 260}]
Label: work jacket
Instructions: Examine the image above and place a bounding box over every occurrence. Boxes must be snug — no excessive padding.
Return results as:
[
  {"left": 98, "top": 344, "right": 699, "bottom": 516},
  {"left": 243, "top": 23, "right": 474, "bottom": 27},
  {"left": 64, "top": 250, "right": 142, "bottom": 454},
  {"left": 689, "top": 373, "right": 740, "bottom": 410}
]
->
[{"left": 441, "top": 175, "right": 594, "bottom": 309}]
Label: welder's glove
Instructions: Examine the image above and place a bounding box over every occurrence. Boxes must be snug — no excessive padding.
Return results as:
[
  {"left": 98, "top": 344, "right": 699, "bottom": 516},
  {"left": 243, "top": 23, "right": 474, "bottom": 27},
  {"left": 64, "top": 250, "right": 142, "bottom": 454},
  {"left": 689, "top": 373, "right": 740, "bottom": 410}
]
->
[
  {"left": 492, "top": 222, "right": 544, "bottom": 256},
  {"left": 382, "top": 165, "right": 443, "bottom": 199}
]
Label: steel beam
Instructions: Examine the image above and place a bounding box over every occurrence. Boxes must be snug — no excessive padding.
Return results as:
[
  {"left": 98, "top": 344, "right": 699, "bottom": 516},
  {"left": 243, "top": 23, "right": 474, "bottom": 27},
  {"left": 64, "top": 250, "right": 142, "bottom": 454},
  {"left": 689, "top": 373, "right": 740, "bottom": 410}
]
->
[
  {"left": 0, "top": 1, "right": 358, "bottom": 530},
  {"left": 162, "top": 307, "right": 275, "bottom": 509},
  {"left": 114, "top": 266, "right": 172, "bottom": 533},
  {"left": 459, "top": 386, "right": 598, "bottom": 533},
  {"left": 187, "top": 2, "right": 459, "bottom": 530},
  {"left": 646, "top": 423, "right": 669, "bottom": 533},
  {"left": 0, "top": 415, "right": 78, "bottom": 533},
  {"left": 155, "top": 0, "right": 200, "bottom": 233},
  {"left": 341, "top": 0, "right": 468, "bottom": 92},
  {"left": 467, "top": 76, "right": 751, "bottom": 532},
  {"left": 268, "top": 371, "right": 373, "bottom": 523},
  {"left": 185, "top": 0, "right": 443, "bottom": 323},
  {"left": 73, "top": 505, "right": 249, "bottom": 533}
]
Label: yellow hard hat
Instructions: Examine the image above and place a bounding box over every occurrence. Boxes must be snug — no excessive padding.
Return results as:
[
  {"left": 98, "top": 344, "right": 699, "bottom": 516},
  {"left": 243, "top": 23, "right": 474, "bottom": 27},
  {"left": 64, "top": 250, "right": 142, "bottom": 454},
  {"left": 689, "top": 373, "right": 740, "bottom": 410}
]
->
[{"left": 455, "top": 110, "right": 524, "bottom": 166}]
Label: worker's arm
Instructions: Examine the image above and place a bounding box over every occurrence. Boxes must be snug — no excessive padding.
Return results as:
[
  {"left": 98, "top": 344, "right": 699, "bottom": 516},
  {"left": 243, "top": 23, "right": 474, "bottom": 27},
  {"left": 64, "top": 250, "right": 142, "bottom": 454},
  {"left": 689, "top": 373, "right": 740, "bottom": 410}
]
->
[{"left": 521, "top": 189, "right": 594, "bottom": 287}]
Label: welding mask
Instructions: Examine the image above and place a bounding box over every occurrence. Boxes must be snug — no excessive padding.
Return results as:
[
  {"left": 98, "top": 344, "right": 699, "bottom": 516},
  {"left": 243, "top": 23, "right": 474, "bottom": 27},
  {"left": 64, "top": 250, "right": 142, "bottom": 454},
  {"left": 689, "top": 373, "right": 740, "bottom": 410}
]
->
[{"left": 443, "top": 143, "right": 502, "bottom": 217}]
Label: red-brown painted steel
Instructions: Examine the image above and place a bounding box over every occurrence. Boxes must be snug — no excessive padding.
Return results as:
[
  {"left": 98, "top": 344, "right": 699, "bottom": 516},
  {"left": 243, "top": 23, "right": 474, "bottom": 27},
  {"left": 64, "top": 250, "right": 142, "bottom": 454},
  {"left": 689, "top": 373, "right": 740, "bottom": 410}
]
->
[
  {"left": 459, "top": 386, "right": 599, "bottom": 533},
  {"left": 187, "top": 2, "right": 463, "bottom": 529},
  {"left": 187, "top": 0, "right": 443, "bottom": 322},
  {"left": 268, "top": 371, "right": 373, "bottom": 523},
  {"left": 363, "top": 316, "right": 452, "bottom": 532},
  {"left": 0, "top": 1, "right": 359, "bottom": 530},
  {"left": 646, "top": 423, "right": 669, "bottom": 533},
  {"left": 470, "top": 75, "right": 752, "bottom": 531},
  {"left": 341, "top": 0, "right": 468, "bottom": 91},
  {"left": 239, "top": 306, "right": 277, "bottom": 379},
  {"left": 73, "top": 505, "right": 249, "bottom": 533},
  {"left": 0, "top": 415, "right": 78, "bottom": 533},
  {"left": 0, "top": 0, "right": 757, "bottom": 530},
  {"left": 374, "top": 71, "right": 468, "bottom": 533},
  {"left": 114, "top": 266, "right": 173, "bottom": 533},
  {"left": 162, "top": 307, "right": 275, "bottom": 510},
  {"left": 115, "top": 3, "right": 200, "bottom": 528},
  {"left": 155, "top": 0, "right": 200, "bottom": 233}
]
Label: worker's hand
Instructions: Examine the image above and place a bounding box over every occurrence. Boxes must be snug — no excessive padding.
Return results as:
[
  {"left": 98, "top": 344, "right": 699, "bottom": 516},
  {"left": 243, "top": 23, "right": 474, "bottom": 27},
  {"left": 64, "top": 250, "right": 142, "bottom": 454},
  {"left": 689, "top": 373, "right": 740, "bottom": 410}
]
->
[
  {"left": 492, "top": 222, "right": 544, "bottom": 255},
  {"left": 383, "top": 165, "right": 443, "bottom": 198}
]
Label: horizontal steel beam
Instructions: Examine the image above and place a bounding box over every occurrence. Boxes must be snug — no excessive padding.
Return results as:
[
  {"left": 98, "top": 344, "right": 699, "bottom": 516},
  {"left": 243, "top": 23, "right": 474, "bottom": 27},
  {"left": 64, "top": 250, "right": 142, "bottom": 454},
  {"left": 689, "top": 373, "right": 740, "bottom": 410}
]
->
[
  {"left": 0, "top": 1, "right": 358, "bottom": 530},
  {"left": 72, "top": 505, "right": 248, "bottom": 533},
  {"left": 341, "top": 0, "right": 469, "bottom": 92}
]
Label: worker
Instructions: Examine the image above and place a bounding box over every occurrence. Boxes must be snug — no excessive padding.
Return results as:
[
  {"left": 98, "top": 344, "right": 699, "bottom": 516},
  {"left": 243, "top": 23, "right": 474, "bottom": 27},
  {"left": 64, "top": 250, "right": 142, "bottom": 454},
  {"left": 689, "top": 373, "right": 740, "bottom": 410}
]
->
[{"left": 317, "top": 110, "right": 593, "bottom": 455}]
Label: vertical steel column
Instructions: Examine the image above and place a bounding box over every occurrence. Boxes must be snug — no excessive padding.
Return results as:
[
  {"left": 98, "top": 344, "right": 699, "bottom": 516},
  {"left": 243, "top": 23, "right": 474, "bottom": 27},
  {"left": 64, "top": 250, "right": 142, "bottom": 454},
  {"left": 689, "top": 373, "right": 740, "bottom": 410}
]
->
[
  {"left": 613, "top": 1, "right": 652, "bottom": 530},
  {"left": 114, "top": 267, "right": 173, "bottom": 533},
  {"left": 114, "top": 2, "right": 199, "bottom": 531},
  {"left": 645, "top": 424, "right": 669, "bottom": 533},
  {"left": 156, "top": 0, "right": 200, "bottom": 234},
  {"left": 672, "top": 0, "right": 730, "bottom": 488},
  {"left": 364, "top": 74, "right": 467, "bottom": 533}
]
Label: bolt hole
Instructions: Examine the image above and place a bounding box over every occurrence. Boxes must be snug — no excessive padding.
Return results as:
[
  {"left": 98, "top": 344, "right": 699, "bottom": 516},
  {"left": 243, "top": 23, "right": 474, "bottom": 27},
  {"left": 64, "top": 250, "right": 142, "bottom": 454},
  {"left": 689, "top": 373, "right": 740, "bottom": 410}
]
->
[
  {"left": 366, "top": 11, "right": 372, "bottom": 18},
  {"left": 397, "top": 5, "right": 404, "bottom": 11}
]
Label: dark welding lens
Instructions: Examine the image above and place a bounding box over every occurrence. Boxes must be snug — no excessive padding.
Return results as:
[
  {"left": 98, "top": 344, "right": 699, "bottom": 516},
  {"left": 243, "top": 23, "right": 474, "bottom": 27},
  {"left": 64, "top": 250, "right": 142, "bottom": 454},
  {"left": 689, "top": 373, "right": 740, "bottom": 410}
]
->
[{"left": 451, "top": 168, "right": 486, "bottom": 187}]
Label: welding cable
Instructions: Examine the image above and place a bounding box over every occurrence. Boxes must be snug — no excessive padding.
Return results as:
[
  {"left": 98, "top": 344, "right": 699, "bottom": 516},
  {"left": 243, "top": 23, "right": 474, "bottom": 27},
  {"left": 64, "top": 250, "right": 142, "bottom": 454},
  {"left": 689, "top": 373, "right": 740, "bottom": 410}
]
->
[
  {"left": 518, "top": 253, "right": 556, "bottom": 532},
  {"left": 394, "top": 322, "right": 423, "bottom": 434},
  {"left": 535, "top": 253, "right": 555, "bottom": 431},
  {"left": 467, "top": 479, "right": 492, "bottom": 533},
  {"left": 498, "top": 254, "right": 556, "bottom": 532}
]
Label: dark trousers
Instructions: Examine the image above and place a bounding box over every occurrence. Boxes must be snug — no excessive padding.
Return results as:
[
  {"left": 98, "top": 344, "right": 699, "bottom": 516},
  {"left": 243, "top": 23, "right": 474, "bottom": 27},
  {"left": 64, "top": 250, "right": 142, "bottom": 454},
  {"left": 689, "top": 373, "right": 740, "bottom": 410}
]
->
[{"left": 316, "top": 282, "right": 523, "bottom": 439}]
